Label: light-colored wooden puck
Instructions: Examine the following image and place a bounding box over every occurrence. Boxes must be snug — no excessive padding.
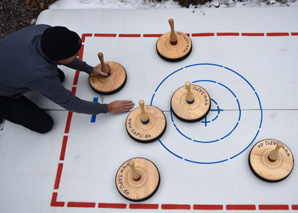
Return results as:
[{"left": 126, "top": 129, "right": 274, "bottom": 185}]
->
[
  {"left": 126, "top": 100, "right": 166, "bottom": 143},
  {"left": 88, "top": 61, "right": 127, "bottom": 95},
  {"left": 156, "top": 19, "right": 192, "bottom": 61},
  {"left": 171, "top": 82, "right": 211, "bottom": 122},
  {"left": 249, "top": 139, "right": 294, "bottom": 182},
  {"left": 115, "top": 158, "right": 160, "bottom": 202}
]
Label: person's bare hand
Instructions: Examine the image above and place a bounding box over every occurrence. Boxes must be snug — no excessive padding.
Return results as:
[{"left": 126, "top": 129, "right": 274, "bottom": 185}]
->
[
  {"left": 108, "top": 100, "right": 135, "bottom": 113},
  {"left": 91, "top": 63, "right": 111, "bottom": 77}
]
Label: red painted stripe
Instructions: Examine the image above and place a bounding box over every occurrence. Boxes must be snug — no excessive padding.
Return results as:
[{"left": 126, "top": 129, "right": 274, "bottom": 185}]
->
[
  {"left": 292, "top": 205, "right": 298, "bottom": 210},
  {"left": 67, "top": 202, "right": 96, "bottom": 208},
  {"left": 94, "top": 33, "right": 117, "bottom": 37},
  {"left": 267, "top": 32, "right": 289, "bottom": 36},
  {"left": 162, "top": 204, "right": 191, "bottom": 210},
  {"left": 192, "top": 33, "right": 215, "bottom": 37},
  {"left": 217, "top": 32, "right": 240, "bottom": 36},
  {"left": 129, "top": 204, "right": 158, "bottom": 209},
  {"left": 79, "top": 44, "right": 84, "bottom": 60},
  {"left": 81, "top": 33, "right": 92, "bottom": 42},
  {"left": 59, "top": 136, "right": 68, "bottom": 161},
  {"left": 143, "top": 34, "right": 163, "bottom": 37},
  {"left": 186, "top": 33, "right": 190, "bottom": 37},
  {"left": 54, "top": 163, "right": 63, "bottom": 190},
  {"left": 119, "top": 34, "right": 141, "bottom": 37},
  {"left": 50, "top": 192, "right": 65, "bottom": 207},
  {"left": 259, "top": 205, "right": 289, "bottom": 210},
  {"left": 291, "top": 32, "right": 298, "bottom": 36},
  {"left": 73, "top": 71, "right": 80, "bottom": 86},
  {"left": 226, "top": 204, "right": 256, "bottom": 210},
  {"left": 98, "top": 203, "right": 127, "bottom": 209},
  {"left": 194, "top": 204, "right": 223, "bottom": 210},
  {"left": 71, "top": 87, "right": 77, "bottom": 95},
  {"left": 242, "top": 33, "right": 265, "bottom": 36},
  {"left": 64, "top": 111, "right": 73, "bottom": 134}
]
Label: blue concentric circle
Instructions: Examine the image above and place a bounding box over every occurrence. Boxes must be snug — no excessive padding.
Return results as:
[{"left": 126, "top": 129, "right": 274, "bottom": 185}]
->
[{"left": 150, "top": 63, "right": 263, "bottom": 164}]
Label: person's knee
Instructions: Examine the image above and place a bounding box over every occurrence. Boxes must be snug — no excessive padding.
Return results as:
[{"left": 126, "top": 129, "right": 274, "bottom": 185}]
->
[{"left": 36, "top": 116, "right": 54, "bottom": 134}]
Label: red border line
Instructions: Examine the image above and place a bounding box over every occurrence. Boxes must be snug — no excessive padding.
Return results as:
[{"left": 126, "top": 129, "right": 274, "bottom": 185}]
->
[
  {"left": 129, "top": 204, "right": 159, "bottom": 209},
  {"left": 81, "top": 33, "right": 92, "bottom": 43},
  {"left": 51, "top": 32, "right": 298, "bottom": 209},
  {"left": 242, "top": 33, "right": 265, "bottom": 36},
  {"left": 259, "top": 204, "right": 289, "bottom": 210},
  {"left": 226, "top": 204, "right": 256, "bottom": 210},
  {"left": 59, "top": 136, "right": 68, "bottom": 161},
  {"left": 98, "top": 203, "right": 127, "bottom": 209},
  {"left": 51, "top": 192, "right": 65, "bottom": 207},
  {"left": 94, "top": 33, "right": 117, "bottom": 37},
  {"left": 64, "top": 111, "right": 73, "bottom": 134},
  {"left": 192, "top": 33, "right": 215, "bottom": 37},
  {"left": 54, "top": 163, "right": 63, "bottom": 190},
  {"left": 143, "top": 34, "right": 163, "bottom": 37},
  {"left": 217, "top": 32, "right": 240, "bottom": 36},
  {"left": 162, "top": 204, "right": 191, "bottom": 210},
  {"left": 73, "top": 71, "right": 80, "bottom": 86},
  {"left": 67, "top": 202, "right": 96, "bottom": 208},
  {"left": 266, "top": 32, "right": 289, "bottom": 36},
  {"left": 119, "top": 34, "right": 141, "bottom": 37},
  {"left": 71, "top": 87, "right": 77, "bottom": 95},
  {"left": 193, "top": 204, "right": 224, "bottom": 210}
]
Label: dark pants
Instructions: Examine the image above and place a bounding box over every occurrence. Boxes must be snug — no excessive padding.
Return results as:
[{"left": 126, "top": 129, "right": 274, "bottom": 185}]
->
[
  {"left": 0, "top": 68, "right": 65, "bottom": 133},
  {"left": 0, "top": 95, "right": 54, "bottom": 133}
]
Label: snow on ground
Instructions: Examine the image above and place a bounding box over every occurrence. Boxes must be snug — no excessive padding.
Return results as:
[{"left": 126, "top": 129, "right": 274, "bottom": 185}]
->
[{"left": 49, "top": 0, "right": 298, "bottom": 9}]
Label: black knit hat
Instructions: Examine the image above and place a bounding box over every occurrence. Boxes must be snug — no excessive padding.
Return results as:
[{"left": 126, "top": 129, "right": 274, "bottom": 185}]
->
[{"left": 41, "top": 26, "right": 82, "bottom": 61}]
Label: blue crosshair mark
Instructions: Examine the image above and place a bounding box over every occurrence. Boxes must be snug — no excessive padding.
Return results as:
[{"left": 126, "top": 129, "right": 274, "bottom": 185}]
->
[
  {"left": 201, "top": 99, "right": 223, "bottom": 127},
  {"left": 150, "top": 63, "right": 263, "bottom": 164}
]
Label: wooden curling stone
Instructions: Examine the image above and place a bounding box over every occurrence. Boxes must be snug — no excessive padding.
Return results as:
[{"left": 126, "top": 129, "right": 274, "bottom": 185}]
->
[
  {"left": 125, "top": 100, "right": 167, "bottom": 143},
  {"left": 89, "top": 52, "right": 127, "bottom": 95},
  {"left": 171, "top": 81, "right": 211, "bottom": 122},
  {"left": 156, "top": 18, "right": 192, "bottom": 62},
  {"left": 249, "top": 139, "right": 294, "bottom": 182},
  {"left": 115, "top": 158, "right": 160, "bottom": 202}
]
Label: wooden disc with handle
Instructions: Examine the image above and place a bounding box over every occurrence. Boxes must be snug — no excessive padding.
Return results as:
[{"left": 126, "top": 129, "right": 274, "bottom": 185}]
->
[
  {"left": 171, "top": 81, "right": 211, "bottom": 122},
  {"left": 115, "top": 157, "right": 160, "bottom": 202},
  {"left": 125, "top": 100, "right": 167, "bottom": 143},
  {"left": 156, "top": 18, "right": 192, "bottom": 62},
  {"left": 89, "top": 52, "right": 127, "bottom": 95},
  {"left": 249, "top": 139, "right": 294, "bottom": 182}
]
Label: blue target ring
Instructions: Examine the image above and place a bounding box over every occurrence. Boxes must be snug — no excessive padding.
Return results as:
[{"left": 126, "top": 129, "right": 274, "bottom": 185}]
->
[{"left": 150, "top": 63, "right": 263, "bottom": 164}]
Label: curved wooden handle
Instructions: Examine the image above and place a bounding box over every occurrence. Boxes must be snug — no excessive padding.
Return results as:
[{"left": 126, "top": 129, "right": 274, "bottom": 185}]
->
[
  {"left": 168, "top": 18, "right": 177, "bottom": 45},
  {"left": 139, "top": 100, "right": 150, "bottom": 124},
  {"left": 185, "top": 81, "right": 195, "bottom": 104},
  {"left": 129, "top": 160, "right": 141, "bottom": 181},
  {"left": 97, "top": 52, "right": 110, "bottom": 74},
  {"left": 268, "top": 141, "right": 283, "bottom": 162}
]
